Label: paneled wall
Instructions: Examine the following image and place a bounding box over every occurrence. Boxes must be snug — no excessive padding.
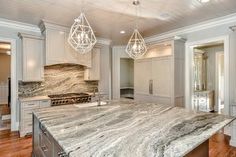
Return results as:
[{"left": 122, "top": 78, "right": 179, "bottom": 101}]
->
[{"left": 18, "top": 64, "right": 98, "bottom": 97}]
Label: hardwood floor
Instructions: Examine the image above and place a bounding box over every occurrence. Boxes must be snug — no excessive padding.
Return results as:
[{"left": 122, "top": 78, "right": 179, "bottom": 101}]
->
[
  {"left": 209, "top": 133, "right": 236, "bottom": 157},
  {"left": 0, "top": 130, "right": 32, "bottom": 157},
  {"left": 0, "top": 130, "right": 235, "bottom": 157}
]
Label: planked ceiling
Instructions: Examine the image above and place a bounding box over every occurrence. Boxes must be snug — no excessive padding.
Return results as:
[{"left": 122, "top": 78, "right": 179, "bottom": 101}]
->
[{"left": 0, "top": 0, "right": 236, "bottom": 44}]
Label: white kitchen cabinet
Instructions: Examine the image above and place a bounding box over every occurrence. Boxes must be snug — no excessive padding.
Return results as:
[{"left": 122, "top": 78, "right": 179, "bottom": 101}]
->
[
  {"left": 19, "top": 97, "right": 51, "bottom": 137},
  {"left": 134, "top": 59, "right": 152, "bottom": 95},
  {"left": 44, "top": 28, "right": 66, "bottom": 65},
  {"left": 84, "top": 48, "right": 100, "bottom": 81},
  {"left": 18, "top": 33, "right": 44, "bottom": 82},
  {"left": 134, "top": 57, "right": 172, "bottom": 105},
  {"left": 152, "top": 57, "right": 171, "bottom": 97},
  {"left": 134, "top": 39, "right": 185, "bottom": 106}
]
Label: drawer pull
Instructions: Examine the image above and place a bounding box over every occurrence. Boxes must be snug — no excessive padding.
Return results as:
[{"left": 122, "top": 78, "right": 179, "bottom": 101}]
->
[
  {"left": 27, "top": 103, "right": 35, "bottom": 106},
  {"left": 41, "top": 145, "right": 48, "bottom": 152},
  {"left": 58, "top": 151, "right": 67, "bottom": 157},
  {"left": 41, "top": 100, "right": 49, "bottom": 103}
]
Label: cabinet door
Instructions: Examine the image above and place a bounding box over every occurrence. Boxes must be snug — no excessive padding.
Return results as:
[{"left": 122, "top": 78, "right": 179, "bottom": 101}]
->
[
  {"left": 45, "top": 29, "right": 65, "bottom": 65},
  {"left": 64, "top": 32, "right": 92, "bottom": 67},
  {"left": 39, "top": 100, "right": 51, "bottom": 108},
  {"left": 22, "top": 38, "right": 43, "bottom": 81},
  {"left": 134, "top": 59, "right": 152, "bottom": 95},
  {"left": 84, "top": 48, "right": 100, "bottom": 81},
  {"left": 152, "top": 57, "right": 171, "bottom": 98}
]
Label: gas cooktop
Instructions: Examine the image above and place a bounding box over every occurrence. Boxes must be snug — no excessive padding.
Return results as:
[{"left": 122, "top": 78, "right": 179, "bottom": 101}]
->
[{"left": 48, "top": 93, "right": 91, "bottom": 106}]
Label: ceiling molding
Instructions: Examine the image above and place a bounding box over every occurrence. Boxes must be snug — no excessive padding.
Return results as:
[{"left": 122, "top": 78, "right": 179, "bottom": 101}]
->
[
  {"left": 40, "top": 20, "right": 112, "bottom": 45},
  {"left": 97, "top": 38, "right": 112, "bottom": 46},
  {"left": 0, "top": 18, "right": 41, "bottom": 33},
  {"left": 229, "top": 26, "right": 236, "bottom": 31},
  {"left": 145, "top": 13, "right": 236, "bottom": 43}
]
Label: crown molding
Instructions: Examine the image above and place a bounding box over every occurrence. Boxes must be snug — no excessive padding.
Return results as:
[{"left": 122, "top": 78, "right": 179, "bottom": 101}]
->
[
  {"left": 229, "top": 25, "right": 236, "bottom": 31},
  {"left": 18, "top": 32, "right": 44, "bottom": 40},
  {"left": 97, "top": 37, "right": 112, "bottom": 46},
  {"left": 39, "top": 20, "right": 69, "bottom": 32},
  {"left": 145, "top": 13, "right": 236, "bottom": 43},
  {"left": 40, "top": 20, "right": 112, "bottom": 45},
  {"left": 0, "top": 18, "right": 41, "bottom": 33}
]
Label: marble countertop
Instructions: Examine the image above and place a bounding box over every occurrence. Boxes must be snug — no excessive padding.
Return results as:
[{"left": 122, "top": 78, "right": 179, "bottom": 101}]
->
[
  {"left": 33, "top": 100, "right": 235, "bottom": 157},
  {"left": 19, "top": 96, "right": 50, "bottom": 102}
]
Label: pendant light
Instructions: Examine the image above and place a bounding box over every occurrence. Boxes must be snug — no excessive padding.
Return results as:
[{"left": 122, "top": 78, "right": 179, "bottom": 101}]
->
[
  {"left": 68, "top": 1, "right": 96, "bottom": 54},
  {"left": 126, "top": 0, "right": 147, "bottom": 59}
]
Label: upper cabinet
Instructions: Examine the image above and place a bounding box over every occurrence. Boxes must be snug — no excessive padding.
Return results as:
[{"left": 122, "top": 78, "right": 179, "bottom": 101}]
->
[
  {"left": 84, "top": 48, "right": 100, "bottom": 81},
  {"left": 39, "top": 21, "right": 91, "bottom": 67},
  {"left": 18, "top": 33, "right": 44, "bottom": 82},
  {"left": 44, "top": 28, "right": 66, "bottom": 65}
]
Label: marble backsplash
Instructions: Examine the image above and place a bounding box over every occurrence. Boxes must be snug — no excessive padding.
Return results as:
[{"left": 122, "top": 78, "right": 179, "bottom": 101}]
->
[{"left": 18, "top": 64, "right": 98, "bottom": 97}]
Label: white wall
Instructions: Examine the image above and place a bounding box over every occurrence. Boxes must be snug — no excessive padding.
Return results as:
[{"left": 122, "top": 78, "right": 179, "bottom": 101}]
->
[{"left": 120, "top": 58, "right": 134, "bottom": 88}]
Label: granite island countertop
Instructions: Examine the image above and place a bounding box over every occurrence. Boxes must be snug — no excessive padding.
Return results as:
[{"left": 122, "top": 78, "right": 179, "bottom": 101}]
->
[{"left": 33, "top": 100, "right": 235, "bottom": 157}]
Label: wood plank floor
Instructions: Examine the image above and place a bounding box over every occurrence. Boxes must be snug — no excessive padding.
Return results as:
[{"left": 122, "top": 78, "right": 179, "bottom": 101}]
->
[{"left": 0, "top": 130, "right": 236, "bottom": 157}]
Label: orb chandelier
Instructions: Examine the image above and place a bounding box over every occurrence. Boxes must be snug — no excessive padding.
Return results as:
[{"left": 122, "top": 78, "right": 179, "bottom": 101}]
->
[
  {"left": 68, "top": 12, "right": 97, "bottom": 54},
  {"left": 126, "top": 0, "right": 147, "bottom": 59}
]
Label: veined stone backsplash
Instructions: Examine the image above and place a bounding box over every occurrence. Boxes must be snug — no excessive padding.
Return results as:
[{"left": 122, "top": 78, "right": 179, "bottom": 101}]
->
[{"left": 18, "top": 64, "right": 98, "bottom": 97}]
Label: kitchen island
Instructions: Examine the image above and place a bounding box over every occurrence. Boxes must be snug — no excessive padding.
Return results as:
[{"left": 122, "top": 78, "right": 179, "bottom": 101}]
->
[{"left": 32, "top": 100, "right": 235, "bottom": 157}]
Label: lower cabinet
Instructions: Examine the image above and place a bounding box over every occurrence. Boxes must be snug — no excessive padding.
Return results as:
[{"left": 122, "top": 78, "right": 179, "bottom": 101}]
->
[
  {"left": 33, "top": 115, "right": 67, "bottom": 157},
  {"left": 20, "top": 98, "right": 51, "bottom": 137}
]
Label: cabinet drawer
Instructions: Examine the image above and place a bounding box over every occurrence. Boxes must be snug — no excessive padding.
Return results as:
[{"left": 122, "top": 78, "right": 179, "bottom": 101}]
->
[
  {"left": 21, "top": 119, "right": 33, "bottom": 129},
  {"left": 22, "top": 109, "right": 34, "bottom": 120},
  {"left": 23, "top": 101, "right": 40, "bottom": 109},
  {"left": 54, "top": 142, "right": 67, "bottom": 157},
  {"left": 39, "top": 133, "right": 53, "bottom": 157},
  {"left": 40, "top": 100, "right": 51, "bottom": 108}
]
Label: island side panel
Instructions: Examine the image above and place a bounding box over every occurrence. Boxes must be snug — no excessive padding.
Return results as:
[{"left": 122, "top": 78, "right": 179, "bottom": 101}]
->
[
  {"left": 185, "top": 139, "right": 209, "bottom": 157},
  {"left": 32, "top": 114, "right": 40, "bottom": 157}
]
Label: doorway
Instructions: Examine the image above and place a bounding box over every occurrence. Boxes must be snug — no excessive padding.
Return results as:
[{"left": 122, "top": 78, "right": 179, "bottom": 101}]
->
[
  {"left": 185, "top": 36, "right": 229, "bottom": 115},
  {"left": 193, "top": 42, "right": 224, "bottom": 113},
  {"left": 0, "top": 42, "right": 11, "bottom": 130},
  {"left": 120, "top": 58, "right": 134, "bottom": 99}
]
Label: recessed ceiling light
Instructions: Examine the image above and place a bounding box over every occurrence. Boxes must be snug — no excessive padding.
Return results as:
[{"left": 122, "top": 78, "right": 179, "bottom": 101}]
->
[
  {"left": 158, "top": 12, "right": 171, "bottom": 20},
  {"left": 198, "top": 0, "right": 210, "bottom": 3},
  {"left": 120, "top": 30, "right": 126, "bottom": 34}
]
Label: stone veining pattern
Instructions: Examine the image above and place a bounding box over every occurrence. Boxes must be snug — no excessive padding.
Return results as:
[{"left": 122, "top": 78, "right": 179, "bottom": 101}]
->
[
  {"left": 33, "top": 100, "right": 235, "bottom": 157},
  {"left": 18, "top": 64, "right": 98, "bottom": 97}
]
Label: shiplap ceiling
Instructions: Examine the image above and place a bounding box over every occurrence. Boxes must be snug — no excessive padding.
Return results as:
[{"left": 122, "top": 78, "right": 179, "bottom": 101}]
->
[{"left": 0, "top": 0, "right": 236, "bottom": 44}]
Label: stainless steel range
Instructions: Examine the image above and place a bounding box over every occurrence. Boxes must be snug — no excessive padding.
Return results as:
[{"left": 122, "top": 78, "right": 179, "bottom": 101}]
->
[{"left": 48, "top": 93, "right": 91, "bottom": 106}]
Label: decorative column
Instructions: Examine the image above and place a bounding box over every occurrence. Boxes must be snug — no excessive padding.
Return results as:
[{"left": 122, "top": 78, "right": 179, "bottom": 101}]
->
[{"left": 229, "top": 25, "right": 236, "bottom": 147}]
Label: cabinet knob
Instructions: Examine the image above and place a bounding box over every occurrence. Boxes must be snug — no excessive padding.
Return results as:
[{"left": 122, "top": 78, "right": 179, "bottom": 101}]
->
[
  {"left": 41, "top": 145, "right": 48, "bottom": 152},
  {"left": 58, "top": 151, "right": 67, "bottom": 157}
]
